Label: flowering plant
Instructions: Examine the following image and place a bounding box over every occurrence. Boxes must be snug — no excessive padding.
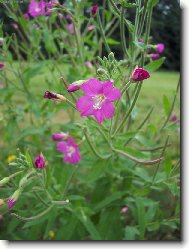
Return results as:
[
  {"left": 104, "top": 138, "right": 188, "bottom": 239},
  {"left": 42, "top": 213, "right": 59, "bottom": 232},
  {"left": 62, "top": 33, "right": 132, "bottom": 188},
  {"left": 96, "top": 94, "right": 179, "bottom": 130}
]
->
[{"left": 0, "top": 0, "right": 180, "bottom": 241}]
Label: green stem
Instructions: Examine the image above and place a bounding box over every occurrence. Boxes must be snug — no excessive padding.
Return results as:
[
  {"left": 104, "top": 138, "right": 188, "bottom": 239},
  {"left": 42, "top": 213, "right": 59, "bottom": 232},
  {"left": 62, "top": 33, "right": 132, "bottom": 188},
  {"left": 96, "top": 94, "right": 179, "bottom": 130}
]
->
[
  {"left": 113, "top": 148, "right": 163, "bottom": 165},
  {"left": 120, "top": 5, "right": 129, "bottom": 58},
  {"left": 11, "top": 205, "right": 54, "bottom": 221},
  {"left": 97, "top": 11, "right": 111, "bottom": 54},
  {"left": 83, "top": 128, "right": 111, "bottom": 160}
]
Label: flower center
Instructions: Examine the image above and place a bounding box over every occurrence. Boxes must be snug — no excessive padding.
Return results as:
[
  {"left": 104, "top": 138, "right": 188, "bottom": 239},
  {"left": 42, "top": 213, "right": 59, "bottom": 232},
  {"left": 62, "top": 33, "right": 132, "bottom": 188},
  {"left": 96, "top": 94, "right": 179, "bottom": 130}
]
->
[
  {"left": 92, "top": 94, "right": 106, "bottom": 110},
  {"left": 35, "top": 7, "right": 41, "bottom": 12},
  {"left": 67, "top": 146, "right": 76, "bottom": 157}
]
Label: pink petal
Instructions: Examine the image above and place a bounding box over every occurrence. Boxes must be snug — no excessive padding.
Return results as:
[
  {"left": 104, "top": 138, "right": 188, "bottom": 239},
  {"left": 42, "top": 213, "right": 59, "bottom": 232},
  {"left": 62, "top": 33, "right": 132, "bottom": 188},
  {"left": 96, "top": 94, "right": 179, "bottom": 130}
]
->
[
  {"left": 80, "top": 78, "right": 103, "bottom": 96},
  {"left": 76, "top": 96, "right": 93, "bottom": 113},
  {"left": 103, "top": 83, "right": 121, "bottom": 101},
  {"left": 56, "top": 141, "right": 67, "bottom": 153},
  {"left": 102, "top": 101, "right": 115, "bottom": 119},
  {"left": 93, "top": 110, "right": 105, "bottom": 124}
]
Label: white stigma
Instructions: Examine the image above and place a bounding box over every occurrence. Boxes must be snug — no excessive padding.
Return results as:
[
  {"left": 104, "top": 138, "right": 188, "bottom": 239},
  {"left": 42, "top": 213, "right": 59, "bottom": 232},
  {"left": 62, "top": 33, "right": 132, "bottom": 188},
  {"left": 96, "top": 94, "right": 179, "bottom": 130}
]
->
[{"left": 92, "top": 94, "right": 106, "bottom": 110}]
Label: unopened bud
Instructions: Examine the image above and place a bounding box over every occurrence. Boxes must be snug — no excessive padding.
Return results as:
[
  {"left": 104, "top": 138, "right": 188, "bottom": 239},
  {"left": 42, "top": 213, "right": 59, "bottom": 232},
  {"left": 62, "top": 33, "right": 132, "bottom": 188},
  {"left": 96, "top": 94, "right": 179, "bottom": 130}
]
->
[
  {"left": 67, "top": 80, "right": 86, "bottom": 92},
  {"left": 108, "top": 52, "right": 115, "bottom": 61},
  {"left": 8, "top": 189, "right": 21, "bottom": 209},
  {"left": 97, "top": 68, "right": 107, "bottom": 76},
  {"left": 0, "top": 177, "right": 10, "bottom": 187},
  {"left": 44, "top": 91, "right": 66, "bottom": 101}
]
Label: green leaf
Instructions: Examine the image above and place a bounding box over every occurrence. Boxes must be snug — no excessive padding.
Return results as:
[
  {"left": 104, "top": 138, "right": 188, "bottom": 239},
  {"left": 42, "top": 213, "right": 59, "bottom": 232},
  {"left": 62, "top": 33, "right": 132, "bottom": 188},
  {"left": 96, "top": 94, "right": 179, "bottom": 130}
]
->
[
  {"left": 147, "top": 0, "right": 159, "bottom": 9},
  {"left": 163, "top": 95, "right": 171, "bottom": 116},
  {"left": 25, "top": 150, "right": 34, "bottom": 168},
  {"left": 124, "top": 226, "right": 139, "bottom": 240},
  {"left": 87, "top": 160, "right": 108, "bottom": 182},
  {"left": 94, "top": 192, "right": 123, "bottom": 212},
  {"left": 164, "top": 157, "right": 172, "bottom": 177},
  {"left": 144, "top": 57, "right": 165, "bottom": 72},
  {"left": 135, "top": 197, "right": 146, "bottom": 239},
  {"left": 106, "top": 38, "right": 120, "bottom": 45}
]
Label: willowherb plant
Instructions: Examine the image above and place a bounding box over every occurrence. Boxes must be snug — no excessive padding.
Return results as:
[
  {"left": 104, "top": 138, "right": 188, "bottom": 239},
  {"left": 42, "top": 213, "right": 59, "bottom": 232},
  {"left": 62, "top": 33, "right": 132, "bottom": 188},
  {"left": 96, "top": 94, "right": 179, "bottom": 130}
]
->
[{"left": 0, "top": 0, "right": 180, "bottom": 241}]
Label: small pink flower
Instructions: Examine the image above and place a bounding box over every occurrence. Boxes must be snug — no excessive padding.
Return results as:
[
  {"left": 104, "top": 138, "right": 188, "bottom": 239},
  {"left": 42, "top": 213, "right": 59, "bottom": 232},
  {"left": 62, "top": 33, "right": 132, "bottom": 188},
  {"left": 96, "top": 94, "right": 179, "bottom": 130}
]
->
[
  {"left": 0, "top": 63, "right": 5, "bottom": 69},
  {"left": 45, "top": 0, "right": 57, "bottom": 8},
  {"left": 170, "top": 113, "right": 180, "bottom": 125},
  {"left": 11, "top": 23, "right": 18, "bottom": 30},
  {"left": 138, "top": 38, "right": 144, "bottom": 43},
  {"left": 57, "top": 137, "right": 81, "bottom": 164},
  {"left": 67, "top": 83, "right": 80, "bottom": 92},
  {"left": 0, "top": 82, "right": 5, "bottom": 88},
  {"left": 68, "top": 23, "right": 75, "bottom": 34},
  {"left": 66, "top": 15, "right": 72, "bottom": 20},
  {"left": 87, "top": 25, "right": 94, "bottom": 31},
  {"left": 131, "top": 67, "right": 150, "bottom": 82},
  {"left": 149, "top": 53, "right": 160, "bottom": 60},
  {"left": 91, "top": 4, "right": 98, "bottom": 17},
  {"left": 76, "top": 78, "right": 121, "bottom": 124},
  {"left": 23, "top": 13, "right": 29, "bottom": 19},
  {"left": 85, "top": 61, "right": 93, "bottom": 69},
  {"left": 34, "top": 153, "right": 46, "bottom": 169},
  {"left": 121, "top": 206, "right": 129, "bottom": 213},
  {"left": 29, "top": 0, "right": 46, "bottom": 17},
  {"left": 156, "top": 43, "right": 165, "bottom": 53},
  {"left": 52, "top": 132, "right": 69, "bottom": 141}
]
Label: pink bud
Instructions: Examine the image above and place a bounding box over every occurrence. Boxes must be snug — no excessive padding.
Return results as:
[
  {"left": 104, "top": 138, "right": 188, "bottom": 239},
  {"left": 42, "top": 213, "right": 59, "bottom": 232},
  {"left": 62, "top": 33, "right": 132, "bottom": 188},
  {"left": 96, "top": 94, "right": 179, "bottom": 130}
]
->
[
  {"left": 121, "top": 206, "right": 129, "bottom": 213},
  {"left": 131, "top": 67, "right": 150, "bottom": 82},
  {"left": 52, "top": 132, "right": 69, "bottom": 141},
  {"left": 0, "top": 63, "right": 5, "bottom": 69},
  {"left": 91, "top": 5, "right": 98, "bottom": 17},
  {"left": 138, "top": 38, "right": 144, "bottom": 43},
  {"left": 8, "top": 199, "right": 16, "bottom": 209},
  {"left": 156, "top": 43, "right": 165, "bottom": 53},
  {"left": 67, "top": 83, "right": 80, "bottom": 92},
  {"left": 11, "top": 23, "right": 18, "bottom": 30},
  {"left": 85, "top": 61, "right": 93, "bottom": 69},
  {"left": 34, "top": 154, "right": 46, "bottom": 169},
  {"left": 23, "top": 13, "right": 29, "bottom": 20},
  {"left": 149, "top": 53, "right": 160, "bottom": 60}
]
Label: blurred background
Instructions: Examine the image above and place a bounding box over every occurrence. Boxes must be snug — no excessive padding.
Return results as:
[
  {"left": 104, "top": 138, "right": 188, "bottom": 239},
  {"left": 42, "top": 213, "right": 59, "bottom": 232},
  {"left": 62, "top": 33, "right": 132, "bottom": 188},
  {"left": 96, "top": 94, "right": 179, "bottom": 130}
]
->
[{"left": 0, "top": 0, "right": 180, "bottom": 71}]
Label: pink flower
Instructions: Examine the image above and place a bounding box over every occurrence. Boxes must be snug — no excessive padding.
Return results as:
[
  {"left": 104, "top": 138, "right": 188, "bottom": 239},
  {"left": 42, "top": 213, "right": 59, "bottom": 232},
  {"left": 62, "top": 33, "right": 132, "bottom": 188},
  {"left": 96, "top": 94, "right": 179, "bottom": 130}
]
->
[
  {"left": 85, "top": 61, "right": 93, "bottom": 69},
  {"left": 76, "top": 78, "right": 121, "bottom": 124},
  {"left": 45, "top": 0, "right": 57, "bottom": 8},
  {"left": 91, "top": 5, "right": 98, "bottom": 17},
  {"left": 52, "top": 132, "right": 69, "bottom": 141},
  {"left": 121, "top": 206, "right": 129, "bottom": 213},
  {"left": 138, "top": 38, "right": 144, "bottom": 43},
  {"left": 57, "top": 137, "right": 81, "bottom": 164},
  {"left": 149, "top": 53, "right": 160, "bottom": 60},
  {"left": 29, "top": 0, "right": 46, "bottom": 17},
  {"left": 87, "top": 25, "right": 94, "bottom": 31},
  {"left": 34, "top": 153, "right": 46, "bottom": 169},
  {"left": 68, "top": 23, "right": 75, "bottom": 34},
  {"left": 0, "top": 82, "right": 5, "bottom": 88},
  {"left": 66, "top": 15, "right": 72, "bottom": 20},
  {"left": 131, "top": 67, "right": 150, "bottom": 82},
  {"left": 23, "top": 13, "right": 29, "bottom": 19},
  {"left": 156, "top": 43, "right": 165, "bottom": 53},
  {"left": 0, "top": 63, "right": 5, "bottom": 69},
  {"left": 170, "top": 113, "right": 180, "bottom": 125}
]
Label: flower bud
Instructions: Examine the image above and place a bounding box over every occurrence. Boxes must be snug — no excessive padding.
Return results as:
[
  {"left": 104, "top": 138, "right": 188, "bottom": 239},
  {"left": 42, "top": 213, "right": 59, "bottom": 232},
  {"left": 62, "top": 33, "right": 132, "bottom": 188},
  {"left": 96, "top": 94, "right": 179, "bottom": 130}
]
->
[
  {"left": 108, "top": 52, "right": 115, "bottom": 62},
  {"left": 67, "top": 80, "right": 86, "bottom": 93},
  {"left": 131, "top": 67, "right": 150, "bottom": 82},
  {"left": 97, "top": 68, "right": 107, "bottom": 76},
  {"left": 0, "top": 38, "right": 4, "bottom": 45},
  {"left": 34, "top": 153, "right": 46, "bottom": 169},
  {"left": 0, "top": 177, "right": 10, "bottom": 187},
  {"left": 8, "top": 189, "right": 21, "bottom": 209},
  {"left": 44, "top": 91, "right": 66, "bottom": 101},
  {"left": 52, "top": 132, "right": 69, "bottom": 141},
  {"left": 149, "top": 53, "right": 160, "bottom": 60},
  {"left": 91, "top": 5, "right": 98, "bottom": 17},
  {"left": 23, "top": 13, "right": 29, "bottom": 20},
  {"left": 0, "top": 63, "right": 5, "bottom": 69},
  {"left": 155, "top": 43, "right": 165, "bottom": 53}
]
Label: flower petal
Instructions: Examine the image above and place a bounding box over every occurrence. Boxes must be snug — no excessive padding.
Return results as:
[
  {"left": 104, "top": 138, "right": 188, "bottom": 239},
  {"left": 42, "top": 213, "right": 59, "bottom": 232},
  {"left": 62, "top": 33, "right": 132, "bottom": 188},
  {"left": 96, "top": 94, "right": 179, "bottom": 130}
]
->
[
  {"left": 102, "top": 101, "right": 115, "bottom": 119},
  {"left": 80, "top": 78, "right": 103, "bottom": 96},
  {"left": 93, "top": 110, "right": 105, "bottom": 124},
  {"left": 76, "top": 96, "right": 93, "bottom": 112},
  {"left": 103, "top": 84, "right": 121, "bottom": 101},
  {"left": 56, "top": 142, "right": 67, "bottom": 153}
]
